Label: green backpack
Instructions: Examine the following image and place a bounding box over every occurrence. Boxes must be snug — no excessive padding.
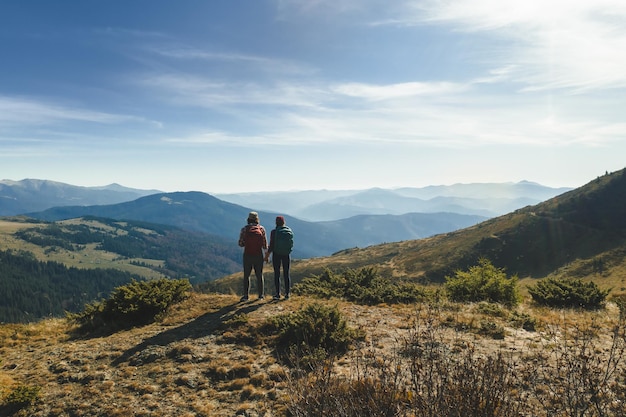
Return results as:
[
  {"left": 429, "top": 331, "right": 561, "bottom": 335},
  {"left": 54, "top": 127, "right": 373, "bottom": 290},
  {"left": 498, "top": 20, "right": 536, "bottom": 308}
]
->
[{"left": 273, "top": 225, "right": 294, "bottom": 255}]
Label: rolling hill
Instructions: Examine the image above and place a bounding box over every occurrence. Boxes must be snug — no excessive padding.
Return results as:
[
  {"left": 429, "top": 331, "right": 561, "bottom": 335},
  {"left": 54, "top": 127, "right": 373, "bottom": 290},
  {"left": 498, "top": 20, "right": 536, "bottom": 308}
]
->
[{"left": 0, "top": 216, "right": 242, "bottom": 322}]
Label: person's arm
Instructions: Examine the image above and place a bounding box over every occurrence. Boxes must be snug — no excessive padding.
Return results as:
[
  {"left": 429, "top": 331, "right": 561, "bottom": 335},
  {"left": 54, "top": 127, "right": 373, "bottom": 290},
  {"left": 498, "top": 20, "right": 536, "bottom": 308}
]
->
[
  {"left": 238, "top": 226, "right": 246, "bottom": 247},
  {"left": 264, "top": 229, "right": 274, "bottom": 262}
]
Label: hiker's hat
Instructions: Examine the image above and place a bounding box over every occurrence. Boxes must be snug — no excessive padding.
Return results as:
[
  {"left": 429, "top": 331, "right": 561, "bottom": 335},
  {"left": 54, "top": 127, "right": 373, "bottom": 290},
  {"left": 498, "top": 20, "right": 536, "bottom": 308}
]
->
[{"left": 248, "top": 211, "right": 259, "bottom": 223}]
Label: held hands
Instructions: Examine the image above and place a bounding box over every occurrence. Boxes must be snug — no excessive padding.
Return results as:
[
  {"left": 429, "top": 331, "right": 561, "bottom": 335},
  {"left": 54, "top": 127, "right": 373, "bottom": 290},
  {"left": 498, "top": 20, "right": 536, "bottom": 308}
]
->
[{"left": 264, "top": 253, "right": 270, "bottom": 264}]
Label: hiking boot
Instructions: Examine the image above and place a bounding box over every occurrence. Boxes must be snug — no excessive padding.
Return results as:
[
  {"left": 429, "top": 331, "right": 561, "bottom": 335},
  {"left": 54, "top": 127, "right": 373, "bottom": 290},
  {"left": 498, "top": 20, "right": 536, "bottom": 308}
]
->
[
  {"left": 284, "top": 294, "right": 290, "bottom": 300},
  {"left": 240, "top": 295, "right": 249, "bottom": 302},
  {"left": 273, "top": 294, "right": 281, "bottom": 300},
  {"left": 258, "top": 295, "right": 265, "bottom": 300}
]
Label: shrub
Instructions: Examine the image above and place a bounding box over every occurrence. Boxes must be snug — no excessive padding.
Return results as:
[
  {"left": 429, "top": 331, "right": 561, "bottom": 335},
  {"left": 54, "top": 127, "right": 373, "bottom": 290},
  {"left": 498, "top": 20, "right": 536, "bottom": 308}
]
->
[
  {"left": 444, "top": 258, "right": 520, "bottom": 307},
  {"left": 68, "top": 278, "right": 191, "bottom": 331},
  {"left": 294, "top": 267, "right": 431, "bottom": 305},
  {"left": 527, "top": 277, "right": 610, "bottom": 309},
  {"left": 267, "top": 303, "right": 362, "bottom": 366},
  {"left": 1, "top": 384, "right": 40, "bottom": 414},
  {"left": 294, "top": 268, "right": 346, "bottom": 299},
  {"left": 478, "top": 320, "right": 506, "bottom": 339},
  {"left": 509, "top": 310, "right": 537, "bottom": 331},
  {"left": 475, "top": 302, "right": 509, "bottom": 318}
]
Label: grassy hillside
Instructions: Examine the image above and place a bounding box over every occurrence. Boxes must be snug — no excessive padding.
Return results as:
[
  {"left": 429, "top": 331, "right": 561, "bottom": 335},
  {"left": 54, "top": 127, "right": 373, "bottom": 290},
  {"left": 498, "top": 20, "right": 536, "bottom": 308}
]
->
[
  {"left": 2, "top": 290, "right": 626, "bottom": 416},
  {"left": 212, "top": 168, "right": 626, "bottom": 296},
  {"left": 0, "top": 217, "right": 241, "bottom": 281},
  {"left": 0, "top": 217, "right": 241, "bottom": 322}
]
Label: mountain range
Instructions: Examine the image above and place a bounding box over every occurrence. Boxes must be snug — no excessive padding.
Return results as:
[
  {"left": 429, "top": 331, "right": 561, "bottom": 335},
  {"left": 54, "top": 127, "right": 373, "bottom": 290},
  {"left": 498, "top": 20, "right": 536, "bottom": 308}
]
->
[
  {"left": 23, "top": 192, "right": 486, "bottom": 259},
  {"left": 213, "top": 168, "right": 626, "bottom": 293},
  {"left": 0, "top": 178, "right": 571, "bottom": 259},
  {"left": 0, "top": 179, "right": 159, "bottom": 216},
  {"left": 215, "top": 181, "right": 572, "bottom": 220},
  {"left": 1, "top": 178, "right": 570, "bottom": 221}
]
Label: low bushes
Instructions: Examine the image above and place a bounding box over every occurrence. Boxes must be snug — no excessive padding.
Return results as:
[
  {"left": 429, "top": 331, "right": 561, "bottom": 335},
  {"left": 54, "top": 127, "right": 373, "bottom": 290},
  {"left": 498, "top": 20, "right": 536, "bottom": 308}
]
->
[
  {"left": 527, "top": 276, "right": 610, "bottom": 309},
  {"left": 68, "top": 278, "right": 191, "bottom": 332},
  {"left": 444, "top": 258, "right": 520, "bottom": 307},
  {"left": 0, "top": 384, "right": 40, "bottom": 415},
  {"left": 267, "top": 302, "right": 363, "bottom": 367},
  {"left": 293, "top": 267, "right": 433, "bottom": 305}
]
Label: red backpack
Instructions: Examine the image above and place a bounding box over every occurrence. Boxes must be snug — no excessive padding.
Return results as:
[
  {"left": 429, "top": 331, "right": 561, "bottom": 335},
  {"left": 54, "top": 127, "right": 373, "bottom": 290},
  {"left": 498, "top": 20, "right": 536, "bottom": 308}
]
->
[{"left": 243, "top": 224, "right": 265, "bottom": 255}]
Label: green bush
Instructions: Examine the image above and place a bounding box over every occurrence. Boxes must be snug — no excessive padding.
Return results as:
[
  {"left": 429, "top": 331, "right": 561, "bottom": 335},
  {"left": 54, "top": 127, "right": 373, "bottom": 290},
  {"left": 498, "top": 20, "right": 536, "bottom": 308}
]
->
[
  {"left": 527, "top": 277, "right": 610, "bottom": 310},
  {"left": 475, "top": 302, "right": 509, "bottom": 318},
  {"left": 267, "top": 302, "right": 362, "bottom": 366},
  {"left": 68, "top": 278, "right": 191, "bottom": 331},
  {"left": 444, "top": 258, "right": 520, "bottom": 307},
  {"left": 509, "top": 311, "right": 537, "bottom": 331},
  {"left": 1, "top": 384, "right": 40, "bottom": 414},
  {"left": 294, "top": 267, "right": 431, "bottom": 305}
]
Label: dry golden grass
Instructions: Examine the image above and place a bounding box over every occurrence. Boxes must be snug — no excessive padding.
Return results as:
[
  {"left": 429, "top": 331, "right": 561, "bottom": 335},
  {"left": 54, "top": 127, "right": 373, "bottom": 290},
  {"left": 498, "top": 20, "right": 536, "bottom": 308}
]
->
[{"left": 2, "top": 290, "right": 626, "bottom": 416}]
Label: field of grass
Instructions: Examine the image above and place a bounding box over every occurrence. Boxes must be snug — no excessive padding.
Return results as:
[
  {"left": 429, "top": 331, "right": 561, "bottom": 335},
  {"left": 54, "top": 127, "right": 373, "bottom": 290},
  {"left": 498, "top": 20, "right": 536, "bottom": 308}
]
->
[
  {"left": 0, "top": 218, "right": 165, "bottom": 280},
  {"left": 3, "top": 290, "right": 626, "bottom": 416}
]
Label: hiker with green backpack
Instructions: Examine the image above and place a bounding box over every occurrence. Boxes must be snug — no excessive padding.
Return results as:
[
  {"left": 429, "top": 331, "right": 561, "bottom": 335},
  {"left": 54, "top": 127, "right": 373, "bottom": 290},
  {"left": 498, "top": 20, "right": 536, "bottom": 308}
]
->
[{"left": 265, "top": 216, "right": 294, "bottom": 300}]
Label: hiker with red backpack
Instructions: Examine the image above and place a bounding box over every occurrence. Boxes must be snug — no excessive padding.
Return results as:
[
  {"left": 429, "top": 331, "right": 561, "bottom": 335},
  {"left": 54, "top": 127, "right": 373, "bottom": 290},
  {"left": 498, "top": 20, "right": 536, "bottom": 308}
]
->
[
  {"left": 238, "top": 211, "right": 268, "bottom": 302},
  {"left": 265, "top": 216, "right": 294, "bottom": 300}
]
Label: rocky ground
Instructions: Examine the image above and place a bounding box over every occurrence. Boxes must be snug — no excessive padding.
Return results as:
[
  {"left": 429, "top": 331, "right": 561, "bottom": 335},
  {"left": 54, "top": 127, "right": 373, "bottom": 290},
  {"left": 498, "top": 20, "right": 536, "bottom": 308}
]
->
[{"left": 1, "top": 292, "right": 623, "bottom": 416}]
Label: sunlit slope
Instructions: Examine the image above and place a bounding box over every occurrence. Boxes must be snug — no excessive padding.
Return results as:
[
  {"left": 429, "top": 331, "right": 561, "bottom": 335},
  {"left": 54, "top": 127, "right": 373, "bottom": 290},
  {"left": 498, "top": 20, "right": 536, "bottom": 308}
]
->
[{"left": 213, "top": 169, "right": 626, "bottom": 292}]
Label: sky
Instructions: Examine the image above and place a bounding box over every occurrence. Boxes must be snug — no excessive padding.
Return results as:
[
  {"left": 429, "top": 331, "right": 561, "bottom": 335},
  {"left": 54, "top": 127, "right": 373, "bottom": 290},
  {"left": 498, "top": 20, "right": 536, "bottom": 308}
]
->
[{"left": 1, "top": 0, "right": 625, "bottom": 194}]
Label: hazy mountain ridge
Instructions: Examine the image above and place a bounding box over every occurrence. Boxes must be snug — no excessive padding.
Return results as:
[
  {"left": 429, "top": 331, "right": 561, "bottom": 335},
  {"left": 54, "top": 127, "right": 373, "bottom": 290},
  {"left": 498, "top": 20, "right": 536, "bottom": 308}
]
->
[
  {"left": 217, "top": 181, "right": 572, "bottom": 221},
  {"left": 0, "top": 179, "right": 160, "bottom": 216},
  {"left": 0, "top": 178, "right": 568, "bottom": 225}
]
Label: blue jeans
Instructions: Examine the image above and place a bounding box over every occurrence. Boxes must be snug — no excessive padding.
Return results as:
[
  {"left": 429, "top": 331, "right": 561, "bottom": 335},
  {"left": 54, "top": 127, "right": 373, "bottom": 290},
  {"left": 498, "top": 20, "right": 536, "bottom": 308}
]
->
[{"left": 272, "top": 253, "right": 291, "bottom": 296}]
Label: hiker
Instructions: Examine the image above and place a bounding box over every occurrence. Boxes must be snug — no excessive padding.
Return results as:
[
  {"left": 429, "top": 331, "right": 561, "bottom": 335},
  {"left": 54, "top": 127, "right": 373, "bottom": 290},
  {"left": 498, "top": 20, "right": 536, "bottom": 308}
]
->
[
  {"left": 265, "top": 215, "right": 294, "bottom": 300},
  {"left": 238, "top": 211, "right": 268, "bottom": 301}
]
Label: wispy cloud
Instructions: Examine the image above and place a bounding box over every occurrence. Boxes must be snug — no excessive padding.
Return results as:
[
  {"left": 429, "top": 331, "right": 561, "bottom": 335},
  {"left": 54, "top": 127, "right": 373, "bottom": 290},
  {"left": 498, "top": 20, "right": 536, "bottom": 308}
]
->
[
  {"left": 274, "top": 0, "right": 368, "bottom": 18},
  {"left": 0, "top": 95, "right": 159, "bottom": 128},
  {"left": 140, "top": 74, "right": 329, "bottom": 109},
  {"left": 400, "top": 0, "right": 626, "bottom": 91},
  {"left": 116, "top": 1, "right": 626, "bottom": 154},
  {"left": 138, "top": 69, "right": 625, "bottom": 150},
  {"left": 333, "top": 81, "right": 467, "bottom": 100},
  {"left": 147, "top": 45, "right": 316, "bottom": 76}
]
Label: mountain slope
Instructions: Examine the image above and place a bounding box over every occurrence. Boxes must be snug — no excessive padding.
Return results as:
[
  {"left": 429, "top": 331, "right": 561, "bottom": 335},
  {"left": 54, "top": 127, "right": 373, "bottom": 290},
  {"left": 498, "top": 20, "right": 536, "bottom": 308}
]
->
[
  {"left": 27, "top": 192, "right": 487, "bottom": 258},
  {"left": 0, "top": 217, "right": 242, "bottom": 322},
  {"left": 212, "top": 169, "right": 626, "bottom": 292}
]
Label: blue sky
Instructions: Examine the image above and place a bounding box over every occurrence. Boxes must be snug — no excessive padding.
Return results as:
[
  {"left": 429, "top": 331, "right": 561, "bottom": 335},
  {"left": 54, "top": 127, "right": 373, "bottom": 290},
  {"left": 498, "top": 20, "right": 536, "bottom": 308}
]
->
[{"left": 1, "top": 0, "right": 625, "bottom": 193}]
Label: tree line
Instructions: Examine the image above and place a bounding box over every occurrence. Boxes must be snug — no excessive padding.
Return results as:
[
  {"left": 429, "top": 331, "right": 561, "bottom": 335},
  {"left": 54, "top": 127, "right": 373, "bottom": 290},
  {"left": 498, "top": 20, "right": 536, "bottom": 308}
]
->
[{"left": 0, "top": 249, "right": 136, "bottom": 323}]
